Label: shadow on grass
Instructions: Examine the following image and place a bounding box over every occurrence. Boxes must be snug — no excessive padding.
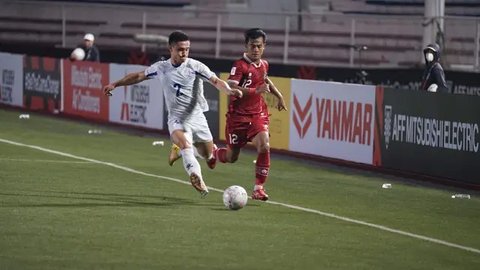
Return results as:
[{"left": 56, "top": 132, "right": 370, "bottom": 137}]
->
[
  {"left": 0, "top": 190, "right": 218, "bottom": 208},
  {"left": 210, "top": 202, "right": 260, "bottom": 211},
  {"left": 210, "top": 207, "right": 233, "bottom": 211}
]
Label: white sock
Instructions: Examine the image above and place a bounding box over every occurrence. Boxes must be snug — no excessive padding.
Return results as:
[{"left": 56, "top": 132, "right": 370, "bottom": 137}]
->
[
  {"left": 254, "top": 185, "right": 264, "bottom": 191},
  {"left": 181, "top": 147, "right": 202, "bottom": 178},
  {"left": 176, "top": 146, "right": 202, "bottom": 159}
]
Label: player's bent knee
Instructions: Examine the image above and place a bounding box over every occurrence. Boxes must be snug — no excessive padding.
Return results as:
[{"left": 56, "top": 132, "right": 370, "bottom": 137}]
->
[{"left": 258, "top": 143, "right": 270, "bottom": 153}]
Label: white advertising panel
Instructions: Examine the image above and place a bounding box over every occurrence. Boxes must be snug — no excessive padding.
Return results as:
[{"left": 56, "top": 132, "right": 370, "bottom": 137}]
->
[
  {"left": 0, "top": 52, "right": 23, "bottom": 107},
  {"left": 109, "top": 64, "right": 164, "bottom": 130},
  {"left": 290, "top": 79, "right": 376, "bottom": 164}
]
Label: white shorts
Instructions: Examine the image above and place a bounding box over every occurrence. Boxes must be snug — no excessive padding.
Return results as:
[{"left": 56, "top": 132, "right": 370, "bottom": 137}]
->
[{"left": 168, "top": 113, "right": 213, "bottom": 144}]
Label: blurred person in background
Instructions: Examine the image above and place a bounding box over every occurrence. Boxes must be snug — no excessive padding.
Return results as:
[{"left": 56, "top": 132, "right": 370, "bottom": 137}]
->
[
  {"left": 421, "top": 43, "right": 448, "bottom": 93},
  {"left": 71, "top": 33, "right": 100, "bottom": 62}
]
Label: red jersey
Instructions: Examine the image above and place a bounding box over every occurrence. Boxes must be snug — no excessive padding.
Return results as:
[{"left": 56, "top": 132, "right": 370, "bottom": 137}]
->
[{"left": 227, "top": 54, "right": 269, "bottom": 117}]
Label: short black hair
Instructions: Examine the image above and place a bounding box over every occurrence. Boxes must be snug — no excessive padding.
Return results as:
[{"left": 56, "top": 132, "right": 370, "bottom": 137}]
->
[
  {"left": 244, "top": 28, "right": 267, "bottom": 44},
  {"left": 169, "top": 31, "right": 189, "bottom": 46}
]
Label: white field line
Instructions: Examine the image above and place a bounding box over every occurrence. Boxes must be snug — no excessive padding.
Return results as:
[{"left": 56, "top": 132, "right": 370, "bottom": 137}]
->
[
  {"left": 0, "top": 158, "right": 92, "bottom": 164},
  {"left": 0, "top": 137, "right": 479, "bottom": 255}
]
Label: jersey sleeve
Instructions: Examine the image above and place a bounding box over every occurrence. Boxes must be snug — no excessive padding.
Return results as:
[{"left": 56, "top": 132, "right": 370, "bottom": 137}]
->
[
  {"left": 263, "top": 59, "right": 269, "bottom": 75},
  {"left": 144, "top": 62, "right": 161, "bottom": 79},
  {"left": 227, "top": 60, "right": 245, "bottom": 85},
  {"left": 193, "top": 61, "right": 215, "bottom": 81}
]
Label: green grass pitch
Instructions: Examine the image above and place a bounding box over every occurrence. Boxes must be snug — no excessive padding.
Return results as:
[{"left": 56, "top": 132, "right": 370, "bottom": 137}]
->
[{"left": 0, "top": 108, "right": 479, "bottom": 269}]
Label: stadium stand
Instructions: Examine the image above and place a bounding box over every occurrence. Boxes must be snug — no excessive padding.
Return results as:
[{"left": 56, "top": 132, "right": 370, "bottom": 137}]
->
[{"left": 0, "top": 0, "right": 477, "bottom": 68}]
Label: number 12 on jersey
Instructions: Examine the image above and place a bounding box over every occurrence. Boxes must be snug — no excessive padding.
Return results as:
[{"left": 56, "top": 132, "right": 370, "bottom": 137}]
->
[{"left": 228, "top": 133, "right": 238, "bottom": 144}]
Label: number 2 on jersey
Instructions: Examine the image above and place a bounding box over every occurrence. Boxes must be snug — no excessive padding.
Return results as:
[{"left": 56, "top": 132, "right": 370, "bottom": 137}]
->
[{"left": 173, "top": 83, "right": 183, "bottom": 97}]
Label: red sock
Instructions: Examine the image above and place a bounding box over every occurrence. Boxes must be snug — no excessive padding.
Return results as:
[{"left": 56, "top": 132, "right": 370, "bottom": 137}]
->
[
  {"left": 255, "top": 151, "right": 270, "bottom": 186},
  {"left": 215, "top": 147, "right": 228, "bottom": 163}
]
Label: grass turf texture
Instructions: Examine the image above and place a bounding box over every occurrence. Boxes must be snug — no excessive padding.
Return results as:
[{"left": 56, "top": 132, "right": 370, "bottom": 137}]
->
[{"left": 0, "top": 109, "right": 479, "bottom": 269}]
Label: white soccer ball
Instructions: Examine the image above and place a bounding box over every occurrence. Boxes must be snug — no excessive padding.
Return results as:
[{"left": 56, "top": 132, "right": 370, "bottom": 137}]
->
[
  {"left": 223, "top": 185, "right": 248, "bottom": 210},
  {"left": 70, "top": 48, "right": 85, "bottom": 61}
]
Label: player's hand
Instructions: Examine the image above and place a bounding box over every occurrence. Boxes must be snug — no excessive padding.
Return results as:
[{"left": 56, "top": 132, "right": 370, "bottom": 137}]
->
[
  {"left": 276, "top": 97, "right": 288, "bottom": 111},
  {"left": 231, "top": 88, "right": 243, "bottom": 98},
  {"left": 103, "top": 84, "right": 115, "bottom": 96},
  {"left": 256, "top": 83, "right": 270, "bottom": 94}
]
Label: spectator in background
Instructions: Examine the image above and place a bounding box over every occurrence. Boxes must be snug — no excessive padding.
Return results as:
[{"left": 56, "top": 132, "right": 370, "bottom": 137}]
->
[
  {"left": 70, "top": 33, "right": 100, "bottom": 62},
  {"left": 421, "top": 43, "right": 448, "bottom": 93}
]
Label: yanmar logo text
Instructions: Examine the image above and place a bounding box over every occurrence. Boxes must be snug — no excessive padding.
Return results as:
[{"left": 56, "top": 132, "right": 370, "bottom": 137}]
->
[{"left": 293, "top": 94, "right": 374, "bottom": 145}]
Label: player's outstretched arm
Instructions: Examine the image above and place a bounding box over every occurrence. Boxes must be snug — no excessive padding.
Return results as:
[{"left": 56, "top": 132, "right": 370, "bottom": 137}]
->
[
  {"left": 210, "top": 76, "right": 243, "bottom": 98},
  {"left": 266, "top": 77, "right": 287, "bottom": 111},
  {"left": 103, "top": 71, "right": 148, "bottom": 96}
]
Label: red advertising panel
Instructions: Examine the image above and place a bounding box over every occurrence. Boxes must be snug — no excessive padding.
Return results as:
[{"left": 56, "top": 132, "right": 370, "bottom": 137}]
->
[{"left": 63, "top": 60, "right": 109, "bottom": 121}]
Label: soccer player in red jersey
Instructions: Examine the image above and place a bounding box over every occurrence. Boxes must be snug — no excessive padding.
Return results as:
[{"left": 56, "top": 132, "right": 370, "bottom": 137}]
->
[
  {"left": 168, "top": 28, "right": 286, "bottom": 200},
  {"left": 215, "top": 28, "right": 287, "bottom": 201}
]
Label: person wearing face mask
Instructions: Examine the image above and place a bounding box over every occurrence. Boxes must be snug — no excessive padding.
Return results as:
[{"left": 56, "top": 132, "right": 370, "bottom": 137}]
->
[{"left": 421, "top": 43, "right": 448, "bottom": 93}]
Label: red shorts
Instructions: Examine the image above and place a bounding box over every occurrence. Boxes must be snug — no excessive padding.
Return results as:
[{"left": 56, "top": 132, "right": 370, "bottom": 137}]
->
[{"left": 225, "top": 115, "right": 269, "bottom": 148}]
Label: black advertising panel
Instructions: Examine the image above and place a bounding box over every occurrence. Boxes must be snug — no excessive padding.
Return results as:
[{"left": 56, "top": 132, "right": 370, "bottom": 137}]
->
[
  {"left": 23, "top": 56, "right": 61, "bottom": 112},
  {"left": 375, "top": 87, "right": 480, "bottom": 185}
]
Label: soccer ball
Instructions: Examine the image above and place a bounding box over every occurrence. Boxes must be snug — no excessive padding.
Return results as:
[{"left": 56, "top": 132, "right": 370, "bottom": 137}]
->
[
  {"left": 70, "top": 48, "right": 85, "bottom": 61},
  {"left": 223, "top": 185, "right": 248, "bottom": 210}
]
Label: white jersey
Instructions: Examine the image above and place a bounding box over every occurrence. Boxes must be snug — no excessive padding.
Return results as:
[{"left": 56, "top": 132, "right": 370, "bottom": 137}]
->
[{"left": 144, "top": 58, "right": 215, "bottom": 120}]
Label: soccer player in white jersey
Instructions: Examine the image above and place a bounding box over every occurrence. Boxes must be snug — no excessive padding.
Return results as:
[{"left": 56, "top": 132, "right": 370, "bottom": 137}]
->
[{"left": 102, "top": 31, "right": 242, "bottom": 197}]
